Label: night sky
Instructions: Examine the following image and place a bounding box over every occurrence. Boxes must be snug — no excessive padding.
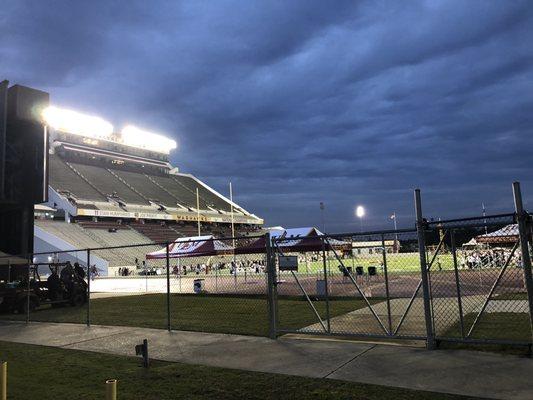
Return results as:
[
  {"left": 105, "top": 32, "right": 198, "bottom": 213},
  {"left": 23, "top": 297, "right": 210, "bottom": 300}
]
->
[{"left": 2, "top": 1, "right": 532, "bottom": 232}]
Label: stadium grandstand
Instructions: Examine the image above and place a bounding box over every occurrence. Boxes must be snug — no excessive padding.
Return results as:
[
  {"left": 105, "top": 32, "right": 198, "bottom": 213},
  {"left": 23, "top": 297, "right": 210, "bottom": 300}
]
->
[{"left": 34, "top": 105, "right": 263, "bottom": 274}]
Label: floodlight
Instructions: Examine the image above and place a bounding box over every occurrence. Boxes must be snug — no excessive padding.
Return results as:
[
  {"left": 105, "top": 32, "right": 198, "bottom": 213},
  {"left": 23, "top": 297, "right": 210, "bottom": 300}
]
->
[
  {"left": 121, "top": 125, "right": 177, "bottom": 154},
  {"left": 42, "top": 106, "right": 113, "bottom": 138},
  {"left": 356, "top": 206, "right": 365, "bottom": 218}
]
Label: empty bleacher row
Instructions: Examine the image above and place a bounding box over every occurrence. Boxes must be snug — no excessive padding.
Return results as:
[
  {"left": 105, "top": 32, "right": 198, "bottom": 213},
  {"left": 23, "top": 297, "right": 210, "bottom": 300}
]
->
[
  {"left": 35, "top": 218, "right": 262, "bottom": 274},
  {"left": 35, "top": 220, "right": 158, "bottom": 271},
  {"left": 68, "top": 161, "right": 149, "bottom": 205},
  {"left": 49, "top": 154, "right": 236, "bottom": 213},
  {"left": 48, "top": 155, "right": 107, "bottom": 202},
  {"left": 130, "top": 222, "right": 182, "bottom": 243}
]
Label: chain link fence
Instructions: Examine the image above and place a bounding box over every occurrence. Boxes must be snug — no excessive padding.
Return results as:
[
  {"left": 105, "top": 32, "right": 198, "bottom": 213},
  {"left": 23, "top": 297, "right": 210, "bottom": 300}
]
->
[
  {"left": 0, "top": 236, "right": 272, "bottom": 336},
  {"left": 427, "top": 214, "right": 533, "bottom": 346},
  {"left": 0, "top": 183, "right": 532, "bottom": 351}
]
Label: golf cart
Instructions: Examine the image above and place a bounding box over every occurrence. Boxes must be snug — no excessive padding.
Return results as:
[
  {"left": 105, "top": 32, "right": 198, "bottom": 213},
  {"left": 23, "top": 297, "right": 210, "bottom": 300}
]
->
[{"left": 0, "top": 261, "right": 88, "bottom": 314}]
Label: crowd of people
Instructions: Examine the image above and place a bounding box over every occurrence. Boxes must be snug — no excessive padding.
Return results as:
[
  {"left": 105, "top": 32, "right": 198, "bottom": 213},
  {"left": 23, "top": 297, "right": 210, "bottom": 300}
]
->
[
  {"left": 121, "top": 258, "right": 267, "bottom": 277},
  {"left": 459, "top": 248, "right": 522, "bottom": 269},
  {"left": 171, "top": 259, "right": 266, "bottom": 276}
]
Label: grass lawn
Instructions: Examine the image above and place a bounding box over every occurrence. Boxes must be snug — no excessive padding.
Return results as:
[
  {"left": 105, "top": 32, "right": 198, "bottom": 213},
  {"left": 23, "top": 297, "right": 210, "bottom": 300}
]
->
[
  {"left": 438, "top": 311, "right": 532, "bottom": 355},
  {"left": 1, "top": 294, "right": 371, "bottom": 337},
  {"left": 304, "top": 253, "right": 454, "bottom": 274},
  {"left": 0, "top": 340, "right": 482, "bottom": 400}
]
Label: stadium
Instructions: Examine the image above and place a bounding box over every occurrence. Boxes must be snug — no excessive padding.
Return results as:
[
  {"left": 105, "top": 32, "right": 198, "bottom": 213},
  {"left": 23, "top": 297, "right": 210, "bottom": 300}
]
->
[{"left": 33, "top": 105, "right": 264, "bottom": 276}]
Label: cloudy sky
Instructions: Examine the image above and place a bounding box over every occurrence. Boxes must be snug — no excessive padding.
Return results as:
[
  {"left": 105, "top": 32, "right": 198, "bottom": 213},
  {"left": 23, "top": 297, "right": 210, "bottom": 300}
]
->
[{"left": 2, "top": 1, "right": 532, "bottom": 232}]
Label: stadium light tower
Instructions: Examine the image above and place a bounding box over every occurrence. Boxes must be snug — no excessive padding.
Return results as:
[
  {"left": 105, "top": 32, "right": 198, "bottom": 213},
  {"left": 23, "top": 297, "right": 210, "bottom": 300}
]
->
[
  {"left": 319, "top": 202, "right": 325, "bottom": 233},
  {"left": 355, "top": 205, "right": 365, "bottom": 232}
]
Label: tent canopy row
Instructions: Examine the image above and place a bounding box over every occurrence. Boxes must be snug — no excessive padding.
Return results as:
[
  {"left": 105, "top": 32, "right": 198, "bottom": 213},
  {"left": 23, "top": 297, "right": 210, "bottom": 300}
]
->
[{"left": 146, "top": 227, "right": 349, "bottom": 259}]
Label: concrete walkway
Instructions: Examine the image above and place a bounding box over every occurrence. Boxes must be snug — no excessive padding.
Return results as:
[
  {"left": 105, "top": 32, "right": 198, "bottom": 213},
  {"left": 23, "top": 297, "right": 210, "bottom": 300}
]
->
[{"left": 0, "top": 321, "right": 531, "bottom": 400}]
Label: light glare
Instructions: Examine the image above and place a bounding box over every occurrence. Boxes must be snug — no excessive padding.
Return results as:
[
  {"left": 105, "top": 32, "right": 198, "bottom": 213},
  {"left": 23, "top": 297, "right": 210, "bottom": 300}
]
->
[
  {"left": 121, "top": 125, "right": 177, "bottom": 154},
  {"left": 356, "top": 205, "right": 365, "bottom": 218},
  {"left": 42, "top": 106, "right": 113, "bottom": 138}
]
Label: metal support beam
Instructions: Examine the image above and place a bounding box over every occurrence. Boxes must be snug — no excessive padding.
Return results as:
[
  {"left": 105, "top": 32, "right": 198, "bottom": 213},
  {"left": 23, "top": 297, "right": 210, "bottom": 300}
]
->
[
  {"left": 266, "top": 234, "right": 278, "bottom": 339},
  {"left": 321, "top": 238, "right": 331, "bottom": 333},
  {"left": 393, "top": 228, "right": 446, "bottom": 336},
  {"left": 166, "top": 243, "right": 171, "bottom": 332},
  {"left": 450, "top": 230, "right": 465, "bottom": 338},
  {"left": 513, "top": 182, "right": 533, "bottom": 341},
  {"left": 86, "top": 249, "right": 91, "bottom": 327},
  {"left": 382, "top": 235, "right": 393, "bottom": 335},
  {"left": 467, "top": 241, "right": 519, "bottom": 338},
  {"left": 325, "top": 237, "right": 389, "bottom": 335},
  {"left": 414, "top": 189, "right": 435, "bottom": 349}
]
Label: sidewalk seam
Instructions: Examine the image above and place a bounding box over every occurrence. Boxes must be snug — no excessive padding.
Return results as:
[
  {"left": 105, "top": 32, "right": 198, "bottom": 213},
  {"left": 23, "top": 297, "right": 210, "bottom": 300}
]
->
[
  {"left": 59, "top": 329, "right": 135, "bottom": 348},
  {"left": 322, "top": 344, "right": 377, "bottom": 379}
]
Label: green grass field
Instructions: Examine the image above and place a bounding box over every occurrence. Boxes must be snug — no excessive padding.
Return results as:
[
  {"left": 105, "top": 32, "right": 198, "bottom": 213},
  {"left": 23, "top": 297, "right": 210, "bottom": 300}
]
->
[
  {"left": 0, "top": 294, "right": 373, "bottom": 336},
  {"left": 301, "top": 252, "right": 454, "bottom": 274},
  {"left": 0, "top": 341, "right": 482, "bottom": 400}
]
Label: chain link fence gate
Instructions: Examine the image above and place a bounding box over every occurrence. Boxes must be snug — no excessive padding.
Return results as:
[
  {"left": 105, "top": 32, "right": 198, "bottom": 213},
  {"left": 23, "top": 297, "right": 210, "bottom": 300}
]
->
[
  {"left": 270, "top": 229, "right": 431, "bottom": 341},
  {"left": 0, "top": 182, "right": 531, "bottom": 352},
  {"left": 427, "top": 184, "right": 533, "bottom": 349},
  {"left": 268, "top": 183, "right": 533, "bottom": 351}
]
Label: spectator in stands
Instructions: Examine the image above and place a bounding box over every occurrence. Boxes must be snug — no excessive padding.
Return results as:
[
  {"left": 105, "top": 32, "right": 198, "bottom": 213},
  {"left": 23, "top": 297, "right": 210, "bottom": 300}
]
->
[
  {"left": 135, "top": 258, "right": 140, "bottom": 269},
  {"left": 118, "top": 267, "right": 123, "bottom": 276}
]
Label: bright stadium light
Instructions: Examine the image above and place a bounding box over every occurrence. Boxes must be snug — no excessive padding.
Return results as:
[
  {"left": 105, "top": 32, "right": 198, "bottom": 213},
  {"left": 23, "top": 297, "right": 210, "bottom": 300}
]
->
[
  {"left": 356, "top": 205, "right": 365, "bottom": 232},
  {"left": 42, "top": 106, "right": 113, "bottom": 138},
  {"left": 121, "top": 125, "right": 177, "bottom": 154}
]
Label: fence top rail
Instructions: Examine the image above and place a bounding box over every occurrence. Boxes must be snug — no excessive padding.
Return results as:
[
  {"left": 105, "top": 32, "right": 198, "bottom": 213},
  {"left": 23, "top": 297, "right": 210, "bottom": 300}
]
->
[
  {"left": 325, "top": 228, "right": 417, "bottom": 239},
  {"left": 24, "top": 233, "right": 268, "bottom": 258},
  {"left": 425, "top": 212, "right": 516, "bottom": 227}
]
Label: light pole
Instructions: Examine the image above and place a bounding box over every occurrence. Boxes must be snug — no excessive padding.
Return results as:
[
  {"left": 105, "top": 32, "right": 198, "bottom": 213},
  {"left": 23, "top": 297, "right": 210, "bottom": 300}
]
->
[
  {"left": 356, "top": 206, "right": 365, "bottom": 233},
  {"left": 391, "top": 212, "right": 399, "bottom": 252},
  {"left": 320, "top": 202, "right": 325, "bottom": 233}
]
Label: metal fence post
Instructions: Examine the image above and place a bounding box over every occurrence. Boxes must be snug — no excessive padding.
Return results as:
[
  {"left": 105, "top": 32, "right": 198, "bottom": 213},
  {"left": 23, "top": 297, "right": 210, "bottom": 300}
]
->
[
  {"left": 450, "top": 229, "right": 465, "bottom": 338},
  {"left": 512, "top": 182, "right": 533, "bottom": 340},
  {"left": 321, "top": 237, "right": 331, "bottom": 333},
  {"left": 86, "top": 249, "right": 91, "bottom": 327},
  {"left": 26, "top": 254, "right": 31, "bottom": 324},
  {"left": 266, "top": 233, "right": 277, "bottom": 339},
  {"left": 381, "top": 234, "right": 393, "bottom": 335},
  {"left": 166, "top": 242, "right": 171, "bottom": 332},
  {"left": 414, "top": 189, "right": 435, "bottom": 349}
]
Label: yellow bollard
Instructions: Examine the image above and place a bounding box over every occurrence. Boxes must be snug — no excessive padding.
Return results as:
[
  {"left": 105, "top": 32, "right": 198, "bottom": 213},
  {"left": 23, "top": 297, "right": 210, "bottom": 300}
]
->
[
  {"left": 105, "top": 379, "right": 117, "bottom": 400},
  {"left": 1, "top": 361, "right": 6, "bottom": 400}
]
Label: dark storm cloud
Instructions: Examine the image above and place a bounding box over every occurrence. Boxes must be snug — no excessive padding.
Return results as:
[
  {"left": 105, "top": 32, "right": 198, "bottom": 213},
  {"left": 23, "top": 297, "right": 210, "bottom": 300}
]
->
[{"left": 1, "top": 0, "right": 532, "bottom": 231}]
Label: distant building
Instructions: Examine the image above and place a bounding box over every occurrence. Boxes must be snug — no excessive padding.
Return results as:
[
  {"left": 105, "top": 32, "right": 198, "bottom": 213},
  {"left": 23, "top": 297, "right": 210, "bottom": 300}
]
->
[{"left": 352, "top": 239, "right": 399, "bottom": 255}]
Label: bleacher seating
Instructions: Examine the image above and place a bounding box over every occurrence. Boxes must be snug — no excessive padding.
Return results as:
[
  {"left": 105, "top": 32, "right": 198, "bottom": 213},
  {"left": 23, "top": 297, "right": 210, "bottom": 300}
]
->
[
  {"left": 36, "top": 219, "right": 159, "bottom": 270},
  {"left": 130, "top": 222, "right": 182, "bottom": 243},
  {"left": 48, "top": 150, "right": 252, "bottom": 217},
  {"left": 172, "top": 175, "right": 233, "bottom": 212},
  {"left": 150, "top": 174, "right": 209, "bottom": 210},
  {"left": 35, "top": 219, "right": 101, "bottom": 250},
  {"left": 67, "top": 162, "right": 149, "bottom": 205},
  {"left": 111, "top": 170, "right": 180, "bottom": 207},
  {"left": 78, "top": 220, "right": 129, "bottom": 230},
  {"left": 49, "top": 155, "right": 106, "bottom": 201}
]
